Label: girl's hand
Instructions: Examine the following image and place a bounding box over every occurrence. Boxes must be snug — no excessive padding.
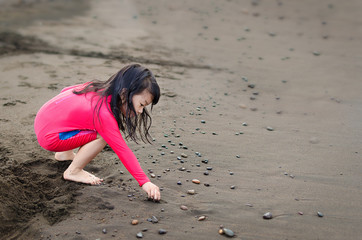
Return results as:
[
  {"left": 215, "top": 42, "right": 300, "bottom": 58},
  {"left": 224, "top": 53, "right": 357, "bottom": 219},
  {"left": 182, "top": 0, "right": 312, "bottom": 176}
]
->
[{"left": 142, "top": 182, "right": 161, "bottom": 201}]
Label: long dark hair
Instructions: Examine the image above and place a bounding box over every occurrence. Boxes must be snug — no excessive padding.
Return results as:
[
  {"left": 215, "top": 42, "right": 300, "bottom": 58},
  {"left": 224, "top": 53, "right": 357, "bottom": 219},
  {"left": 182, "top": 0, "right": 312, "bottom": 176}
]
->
[{"left": 73, "top": 64, "right": 160, "bottom": 143}]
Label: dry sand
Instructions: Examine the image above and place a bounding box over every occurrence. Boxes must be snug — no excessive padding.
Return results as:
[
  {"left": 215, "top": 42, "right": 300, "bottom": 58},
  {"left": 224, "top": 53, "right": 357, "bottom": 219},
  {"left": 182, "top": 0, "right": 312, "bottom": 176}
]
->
[{"left": 0, "top": 0, "right": 361, "bottom": 239}]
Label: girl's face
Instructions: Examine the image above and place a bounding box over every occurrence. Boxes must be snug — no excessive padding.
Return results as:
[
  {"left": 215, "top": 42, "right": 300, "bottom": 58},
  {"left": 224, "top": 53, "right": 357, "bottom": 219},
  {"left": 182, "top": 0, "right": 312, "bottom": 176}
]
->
[{"left": 121, "top": 89, "right": 153, "bottom": 117}]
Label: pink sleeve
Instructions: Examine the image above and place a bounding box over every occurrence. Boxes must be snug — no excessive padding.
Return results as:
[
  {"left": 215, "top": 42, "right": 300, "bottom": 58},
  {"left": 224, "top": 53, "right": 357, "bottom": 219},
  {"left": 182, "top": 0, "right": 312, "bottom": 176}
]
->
[{"left": 95, "top": 106, "right": 150, "bottom": 186}]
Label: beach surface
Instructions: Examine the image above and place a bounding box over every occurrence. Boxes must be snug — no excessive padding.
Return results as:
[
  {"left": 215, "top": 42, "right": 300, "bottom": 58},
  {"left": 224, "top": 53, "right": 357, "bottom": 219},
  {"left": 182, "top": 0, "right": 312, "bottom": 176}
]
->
[{"left": 0, "top": 0, "right": 361, "bottom": 239}]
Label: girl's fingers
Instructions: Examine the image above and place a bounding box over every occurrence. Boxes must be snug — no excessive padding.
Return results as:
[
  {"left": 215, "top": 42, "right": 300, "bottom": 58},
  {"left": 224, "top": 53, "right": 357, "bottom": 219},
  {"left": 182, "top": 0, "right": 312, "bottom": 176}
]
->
[
  {"left": 142, "top": 182, "right": 161, "bottom": 200},
  {"left": 152, "top": 188, "right": 160, "bottom": 201}
]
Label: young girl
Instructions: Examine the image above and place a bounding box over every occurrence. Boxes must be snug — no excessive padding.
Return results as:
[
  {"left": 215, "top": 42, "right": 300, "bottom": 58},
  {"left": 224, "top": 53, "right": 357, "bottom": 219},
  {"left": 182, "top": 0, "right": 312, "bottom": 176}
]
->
[{"left": 34, "top": 64, "right": 161, "bottom": 201}]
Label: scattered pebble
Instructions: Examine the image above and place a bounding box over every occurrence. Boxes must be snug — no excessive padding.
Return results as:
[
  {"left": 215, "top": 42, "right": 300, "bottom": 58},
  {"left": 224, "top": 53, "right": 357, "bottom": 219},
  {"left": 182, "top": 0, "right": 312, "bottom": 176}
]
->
[
  {"left": 180, "top": 205, "right": 188, "bottom": 210},
  {"left": 223, "top": 228, "right": 235, "bottom": 237},
  {"left": 158, "top": 229, "right": 167, "bottom": 235},
  {"left": 177, "top": 181, "right": 182, "bottom": 185},
  {"left": 230, "top": 185, "right": 236, "bottom": 189},
  {"left": 219, "top": 227, "right": 235, "bottom": 237},
  {"left": 151, "top": 216, "right": 158, "bottom": 223},
  {"left": 298, "top": 211, "right": 303, "bottom": 215},
  {"left": 132, "top": 219, "right": 139, "bottom": 225},
  {"left": 266, "top": 126, "right": 274, "bottom": 131},
  {"left": 198, "top": 216, "right": 206, "bottom": 221},
  {"left": 136, "top": 232, "right": 143, "bottom": 238},
  {"left": 317, "top": 211, "right": 324, "bottom": 217},
  {"left": 268, "top": 32, "right": 276, "bottom": 37},
  {"left": 181, "top": 153, "right": 188, "bottom": 158},
  {"left": 187, "top": 189, "right": 195, "bottom": 195},
  {"left": 309, "top": 137, "right": 319, "bottom": 144},
  {"left": 263, "top": 212, "right": 273, "bottom": 219},
  {"left": 192, "top": 179, "right": 201, "bottom": 184},
  {"left": 313, "top": 51, "right": 321, "bottom": 56},
  {"left": 204, "top": 171, "right": 209, "bottom": 175},
  {"left": 102, "top": 229, "right": 107, "bottom": 234}
]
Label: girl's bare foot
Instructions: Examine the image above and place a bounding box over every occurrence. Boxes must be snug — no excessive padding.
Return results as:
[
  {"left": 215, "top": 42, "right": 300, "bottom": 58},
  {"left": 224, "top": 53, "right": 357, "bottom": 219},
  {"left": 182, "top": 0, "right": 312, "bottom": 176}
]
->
[
  {"left": 63, "top": 168, "right": 103, "bottom": 185},
  {"left": 55, "top": 151, "right": 76, "bottom": 161}
]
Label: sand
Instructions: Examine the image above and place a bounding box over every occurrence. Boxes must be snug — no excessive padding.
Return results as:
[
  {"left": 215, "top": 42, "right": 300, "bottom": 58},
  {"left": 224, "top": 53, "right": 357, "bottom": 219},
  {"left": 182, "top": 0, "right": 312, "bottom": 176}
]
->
[{"left": 0, "top": 0, "right": 361, "bottom": 239}]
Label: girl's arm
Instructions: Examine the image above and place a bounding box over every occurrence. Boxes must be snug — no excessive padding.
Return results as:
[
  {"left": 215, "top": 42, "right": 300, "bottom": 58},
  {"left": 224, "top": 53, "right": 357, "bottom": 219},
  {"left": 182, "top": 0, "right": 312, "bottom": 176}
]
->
[{"left": 95, "top": 109, "right": 150, "bottom": 187}]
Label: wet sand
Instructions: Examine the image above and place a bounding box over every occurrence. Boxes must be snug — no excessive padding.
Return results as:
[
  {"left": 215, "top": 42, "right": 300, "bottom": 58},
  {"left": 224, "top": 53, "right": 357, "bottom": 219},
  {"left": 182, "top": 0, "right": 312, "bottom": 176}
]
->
[{"left": 0, "top": 0, "right": 362, "bottom": 239}]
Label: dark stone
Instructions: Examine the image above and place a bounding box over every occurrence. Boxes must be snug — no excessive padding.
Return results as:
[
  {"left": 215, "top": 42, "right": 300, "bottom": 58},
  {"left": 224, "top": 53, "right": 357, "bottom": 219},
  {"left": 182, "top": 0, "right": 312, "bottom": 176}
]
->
[{"left": 159, "top": 229, "right": 167, "bottom": 235}]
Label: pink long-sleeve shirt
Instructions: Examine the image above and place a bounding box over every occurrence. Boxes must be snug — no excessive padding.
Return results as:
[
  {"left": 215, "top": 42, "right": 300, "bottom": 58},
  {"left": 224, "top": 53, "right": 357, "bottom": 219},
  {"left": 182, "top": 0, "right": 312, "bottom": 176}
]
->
[{"left": 34, "top": 83, "right": 150, "bottom": 186}]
